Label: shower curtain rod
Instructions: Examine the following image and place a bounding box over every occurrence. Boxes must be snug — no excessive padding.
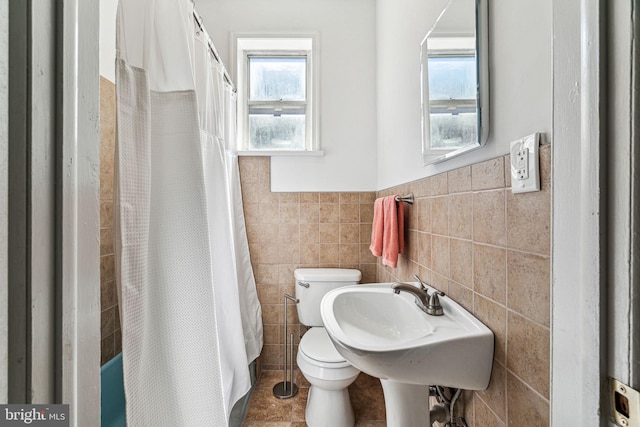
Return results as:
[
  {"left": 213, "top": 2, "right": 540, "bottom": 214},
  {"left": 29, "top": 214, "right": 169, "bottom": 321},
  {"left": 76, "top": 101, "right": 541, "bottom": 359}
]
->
[{"left": 192, "top": 9, "right": 236, "bottom": 92}]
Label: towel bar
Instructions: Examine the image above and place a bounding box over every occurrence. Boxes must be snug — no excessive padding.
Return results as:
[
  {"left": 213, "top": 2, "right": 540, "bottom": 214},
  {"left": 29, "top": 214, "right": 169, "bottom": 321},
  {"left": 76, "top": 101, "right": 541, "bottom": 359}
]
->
[{"left": 395, "top": 193, "right": 414, "bottom": 204}]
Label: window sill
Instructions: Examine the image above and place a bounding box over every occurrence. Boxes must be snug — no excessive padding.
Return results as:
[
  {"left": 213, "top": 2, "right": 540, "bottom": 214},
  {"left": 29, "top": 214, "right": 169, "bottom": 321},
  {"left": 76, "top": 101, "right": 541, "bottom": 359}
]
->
[{"left": 237, "top": 150, "right": 324, "bottom": 157}]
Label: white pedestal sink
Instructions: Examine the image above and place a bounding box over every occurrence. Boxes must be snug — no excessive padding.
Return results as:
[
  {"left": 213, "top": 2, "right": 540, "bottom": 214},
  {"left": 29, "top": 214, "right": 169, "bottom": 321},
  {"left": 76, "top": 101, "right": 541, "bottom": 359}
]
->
[{"left": 320, "top": 283, "right": 494, "bottom": 427}]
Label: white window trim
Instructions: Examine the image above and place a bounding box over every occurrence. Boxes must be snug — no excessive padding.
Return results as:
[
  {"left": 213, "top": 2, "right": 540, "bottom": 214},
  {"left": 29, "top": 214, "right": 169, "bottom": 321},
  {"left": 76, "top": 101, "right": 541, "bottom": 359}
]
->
[{"left": 232, "top": 33, "right": 322, "bottom": 156}]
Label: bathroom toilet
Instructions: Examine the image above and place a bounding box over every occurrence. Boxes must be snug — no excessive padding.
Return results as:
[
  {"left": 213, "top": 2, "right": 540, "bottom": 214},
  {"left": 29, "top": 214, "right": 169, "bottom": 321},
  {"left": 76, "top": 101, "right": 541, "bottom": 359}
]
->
[{"left": 294, "top": 268, "right": 362, "bottom": 427}]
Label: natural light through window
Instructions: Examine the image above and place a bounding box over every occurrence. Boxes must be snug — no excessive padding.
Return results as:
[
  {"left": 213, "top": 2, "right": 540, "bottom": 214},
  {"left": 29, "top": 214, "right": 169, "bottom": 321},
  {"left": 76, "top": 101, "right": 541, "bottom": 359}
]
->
[
  {"left": 427, "top": 55, "right": 477, "bottom": 149},
  {"left": 248, "top": 57, "right": 307, "bottom": 150},
  {"left": 235, "top": 36, "right": 320, "bottom": 155}
]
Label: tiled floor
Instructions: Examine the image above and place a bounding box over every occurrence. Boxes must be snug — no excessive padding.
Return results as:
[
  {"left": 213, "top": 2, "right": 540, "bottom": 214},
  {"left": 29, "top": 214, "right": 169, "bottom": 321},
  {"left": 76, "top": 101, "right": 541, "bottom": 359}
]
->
[{"left": 242, "top": 369, "right": 387, "bottom": 426}]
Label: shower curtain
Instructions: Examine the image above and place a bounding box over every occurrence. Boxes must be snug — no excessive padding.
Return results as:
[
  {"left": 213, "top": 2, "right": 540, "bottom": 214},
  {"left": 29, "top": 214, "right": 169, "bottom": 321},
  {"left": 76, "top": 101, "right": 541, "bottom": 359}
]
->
[{"left": 114, "top": 0, "right": 263, "bottom": 425}]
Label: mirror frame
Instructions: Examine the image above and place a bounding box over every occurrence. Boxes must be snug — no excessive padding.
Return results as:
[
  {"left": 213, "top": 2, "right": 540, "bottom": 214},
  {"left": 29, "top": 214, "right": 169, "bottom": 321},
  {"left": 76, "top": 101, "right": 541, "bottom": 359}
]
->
[{"left": 420, "top": 0, "right": 490, "bottom": 165}]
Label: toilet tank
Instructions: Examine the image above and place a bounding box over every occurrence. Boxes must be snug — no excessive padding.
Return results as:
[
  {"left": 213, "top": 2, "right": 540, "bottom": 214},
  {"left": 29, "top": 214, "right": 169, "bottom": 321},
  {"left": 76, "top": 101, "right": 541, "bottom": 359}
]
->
[{"left": 294, "top": 268, "right": 361, "bottom": 327}]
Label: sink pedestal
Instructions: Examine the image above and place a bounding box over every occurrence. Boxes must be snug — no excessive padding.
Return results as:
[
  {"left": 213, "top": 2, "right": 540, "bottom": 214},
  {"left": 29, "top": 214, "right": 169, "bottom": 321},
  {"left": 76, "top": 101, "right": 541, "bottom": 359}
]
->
[{"left": 380, "top": 380, "right": 431, "bottom": 427}]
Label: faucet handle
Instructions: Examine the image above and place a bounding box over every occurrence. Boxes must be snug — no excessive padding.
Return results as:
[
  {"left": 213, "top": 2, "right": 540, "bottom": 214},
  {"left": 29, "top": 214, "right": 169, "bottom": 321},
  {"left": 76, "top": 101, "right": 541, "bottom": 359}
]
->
[
  {"left": 426, "top": 291, "right": 445, "bottom": 316},
  {"left": 413, "top": 274, "right": 428, "bottom": 291}
]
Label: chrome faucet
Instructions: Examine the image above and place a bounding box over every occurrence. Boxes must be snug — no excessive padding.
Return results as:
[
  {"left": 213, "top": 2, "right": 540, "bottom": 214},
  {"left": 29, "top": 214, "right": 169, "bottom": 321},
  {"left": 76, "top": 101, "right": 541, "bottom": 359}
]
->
[
  {"left": 392, "top": 282, "right": 429, "bottom": 309},
  {"left": 392, "top": 279, "right": 445, "bottom": 316}
]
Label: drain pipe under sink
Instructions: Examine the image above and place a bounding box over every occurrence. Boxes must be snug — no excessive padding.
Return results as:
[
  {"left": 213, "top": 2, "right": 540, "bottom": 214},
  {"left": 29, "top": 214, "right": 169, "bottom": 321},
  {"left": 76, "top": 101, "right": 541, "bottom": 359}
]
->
[
  {"left": 429, "top": 386, "right": 468, "bottom": 427},
  {"left": 429, "top": 402, "right": 449, "bottom": 425}
]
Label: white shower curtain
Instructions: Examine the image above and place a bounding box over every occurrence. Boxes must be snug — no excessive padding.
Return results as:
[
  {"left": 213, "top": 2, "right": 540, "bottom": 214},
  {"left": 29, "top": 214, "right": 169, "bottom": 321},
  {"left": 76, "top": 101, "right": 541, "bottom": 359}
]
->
[{"left": 114, "top": 0, "right": 263, "bottom": 425}]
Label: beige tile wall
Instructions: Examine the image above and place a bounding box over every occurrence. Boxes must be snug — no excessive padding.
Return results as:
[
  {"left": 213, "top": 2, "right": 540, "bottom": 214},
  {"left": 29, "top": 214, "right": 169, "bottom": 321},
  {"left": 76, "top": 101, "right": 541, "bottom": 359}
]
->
[
  {"left": 100, "top": 76, "right": 121, "bottom": 366},
  {"left": 239, "top": 156, "right": 377, "bottom": 371},
  {"left": 376, "top": 144, "right": 551, "bottom": 427}
]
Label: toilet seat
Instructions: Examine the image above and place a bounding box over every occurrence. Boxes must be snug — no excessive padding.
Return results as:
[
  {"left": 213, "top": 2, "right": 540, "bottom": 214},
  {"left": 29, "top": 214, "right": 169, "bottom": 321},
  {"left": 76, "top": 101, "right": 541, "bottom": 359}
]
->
[{"left": 299, "top": 327, "right": 351, "bottom": 369}]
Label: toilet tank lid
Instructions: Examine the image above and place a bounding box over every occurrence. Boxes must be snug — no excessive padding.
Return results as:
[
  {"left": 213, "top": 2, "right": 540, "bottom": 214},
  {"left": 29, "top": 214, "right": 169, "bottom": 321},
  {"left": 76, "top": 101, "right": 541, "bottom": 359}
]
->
[{"left": 294, "top": 268, "right": 361, "bottom": 282}]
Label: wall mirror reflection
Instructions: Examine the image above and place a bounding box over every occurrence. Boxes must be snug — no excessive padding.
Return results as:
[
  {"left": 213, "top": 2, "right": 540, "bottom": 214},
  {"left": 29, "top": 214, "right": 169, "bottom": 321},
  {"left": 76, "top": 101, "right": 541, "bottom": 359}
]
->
[{"left": 421, "top": 0, "right": 489, "bottom": 165}]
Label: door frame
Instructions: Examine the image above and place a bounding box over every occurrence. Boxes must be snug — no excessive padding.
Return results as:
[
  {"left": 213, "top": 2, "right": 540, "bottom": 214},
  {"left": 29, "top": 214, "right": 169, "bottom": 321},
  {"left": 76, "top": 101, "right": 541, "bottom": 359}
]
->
[
  {"left": 552, "top": 0, "right": 640, "bottom": 424},
  {"left": 5, "top": 0, "right": 100, "bottom": 424},
  {"left": 552, "top": 0, "right": 607, "bottom": 424}
]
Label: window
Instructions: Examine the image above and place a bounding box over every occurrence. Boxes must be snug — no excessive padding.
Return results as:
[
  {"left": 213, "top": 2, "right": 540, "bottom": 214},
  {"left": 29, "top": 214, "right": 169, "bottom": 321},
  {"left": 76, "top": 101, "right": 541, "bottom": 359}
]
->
[
  {"left": 427, "top": 53, "right": 477, "bottom": 149},
  {"left": 235, "top": 36, "right": 319, "bottom": 154},
  {"left": 248, "top": 56, "right": 307, "bottom": 150},
  {"left": 421, "top": 36, "right": 479, "bottom": 155}
]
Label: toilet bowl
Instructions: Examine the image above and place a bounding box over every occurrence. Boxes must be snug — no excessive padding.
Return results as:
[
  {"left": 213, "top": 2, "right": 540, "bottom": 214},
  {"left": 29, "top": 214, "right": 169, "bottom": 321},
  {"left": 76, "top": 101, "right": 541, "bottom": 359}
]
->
[
  {"left": 294, "top": 268, "right": 362, "bottom": 427},
  {"left": 297, "top": 327, "right": 360, "bottom": 426}
]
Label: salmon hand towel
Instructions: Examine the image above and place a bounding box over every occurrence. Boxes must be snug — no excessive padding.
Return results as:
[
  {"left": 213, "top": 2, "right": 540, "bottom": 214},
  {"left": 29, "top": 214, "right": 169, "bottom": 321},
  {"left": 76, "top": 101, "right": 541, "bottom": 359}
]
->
[
  {"left": 369, "top": 198, "right": 384, "bottom": 257},
  {"left": 369, "top": 195, "right": 405, "bottom": 268}
]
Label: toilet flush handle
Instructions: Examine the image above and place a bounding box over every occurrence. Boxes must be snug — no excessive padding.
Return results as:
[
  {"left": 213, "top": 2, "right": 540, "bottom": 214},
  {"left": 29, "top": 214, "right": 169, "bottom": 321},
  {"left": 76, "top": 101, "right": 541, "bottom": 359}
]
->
[{"left": 298, "top": 281, "right": 310, "bottom": 288}]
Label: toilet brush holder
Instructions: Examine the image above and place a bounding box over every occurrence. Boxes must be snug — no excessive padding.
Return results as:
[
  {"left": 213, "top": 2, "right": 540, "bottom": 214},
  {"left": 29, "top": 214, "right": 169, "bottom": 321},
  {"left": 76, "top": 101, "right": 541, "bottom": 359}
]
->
[{"left": 273, "top": 293, "right": 299, "bottom": 399}]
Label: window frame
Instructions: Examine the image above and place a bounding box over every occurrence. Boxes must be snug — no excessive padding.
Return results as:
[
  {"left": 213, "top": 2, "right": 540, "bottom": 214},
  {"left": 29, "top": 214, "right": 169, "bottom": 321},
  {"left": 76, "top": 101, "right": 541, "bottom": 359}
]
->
[
  {"left": 421, "top": 35, "right": 481, "bottom": 157},
  {"left": 425, "top": 49, "right": 478, "bottom": 152},
  {"left": 426, "top": 50, "right": 477, "bottom": 115},
  {"left": 234, "top": 35, "right": 321, "bottom": 156}
]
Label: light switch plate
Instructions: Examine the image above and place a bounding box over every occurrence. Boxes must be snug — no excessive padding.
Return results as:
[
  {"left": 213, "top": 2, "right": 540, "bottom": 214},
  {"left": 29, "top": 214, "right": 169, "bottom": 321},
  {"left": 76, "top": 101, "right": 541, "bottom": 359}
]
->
[{"left": 510, "top": 133, "right": 540, "bottom": 194}]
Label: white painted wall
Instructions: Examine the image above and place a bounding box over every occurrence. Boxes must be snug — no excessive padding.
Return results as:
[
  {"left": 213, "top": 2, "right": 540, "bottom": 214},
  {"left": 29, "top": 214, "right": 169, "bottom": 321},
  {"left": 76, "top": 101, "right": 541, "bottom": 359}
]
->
[
  {"left": 376, "top": 0, "right": 552, "bottom": 190},
  {"left": 199, "top": 0, "right": 378, "bottom": 192},
  {"left": 101, "top": 0, "right": 550, "bottom": 192},
  {"left": 100, "top": 0, "right": 117, "bottom": 82}
]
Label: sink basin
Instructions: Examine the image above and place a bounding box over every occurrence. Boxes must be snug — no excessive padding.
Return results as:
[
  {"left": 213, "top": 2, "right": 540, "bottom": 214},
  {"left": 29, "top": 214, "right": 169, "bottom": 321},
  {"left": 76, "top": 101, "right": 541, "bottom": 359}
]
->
[{"left": 321, "top": 282, "right": 494, "bottom": 389}]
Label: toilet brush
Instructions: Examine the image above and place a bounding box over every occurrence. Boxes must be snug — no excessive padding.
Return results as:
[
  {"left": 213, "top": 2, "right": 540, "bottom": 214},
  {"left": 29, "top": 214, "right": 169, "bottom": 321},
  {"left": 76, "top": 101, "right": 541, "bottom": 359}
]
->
[{"left": 273, "top": 293, "right": 299, "bottom": 399}]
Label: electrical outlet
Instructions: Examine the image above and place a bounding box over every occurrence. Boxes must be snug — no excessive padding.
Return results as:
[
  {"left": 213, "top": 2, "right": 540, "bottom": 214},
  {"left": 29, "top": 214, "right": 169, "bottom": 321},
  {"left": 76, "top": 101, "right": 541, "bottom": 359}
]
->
[
  {"left": 510, "top": 133, "right": 540, "bottom": 194},
  {"left": 515, "top": 149, "right": 529, "bottom": 180}
]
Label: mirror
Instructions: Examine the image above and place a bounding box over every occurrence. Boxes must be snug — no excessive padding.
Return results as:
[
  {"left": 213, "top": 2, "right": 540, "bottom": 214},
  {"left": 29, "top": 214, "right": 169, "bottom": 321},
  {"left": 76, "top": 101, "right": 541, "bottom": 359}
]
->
[{"left": 421, "top": 0, "right": 489, "bottom": 165}]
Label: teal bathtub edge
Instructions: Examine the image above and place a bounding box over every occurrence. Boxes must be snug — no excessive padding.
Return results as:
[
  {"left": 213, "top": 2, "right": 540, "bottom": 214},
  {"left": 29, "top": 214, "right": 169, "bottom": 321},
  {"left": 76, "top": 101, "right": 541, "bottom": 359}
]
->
[
  {"left": 101, "top": 353, "right": 257, "bottom": 427},
  {"left": 100, "top": 353, "right": 126, "bottom": 427}
]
